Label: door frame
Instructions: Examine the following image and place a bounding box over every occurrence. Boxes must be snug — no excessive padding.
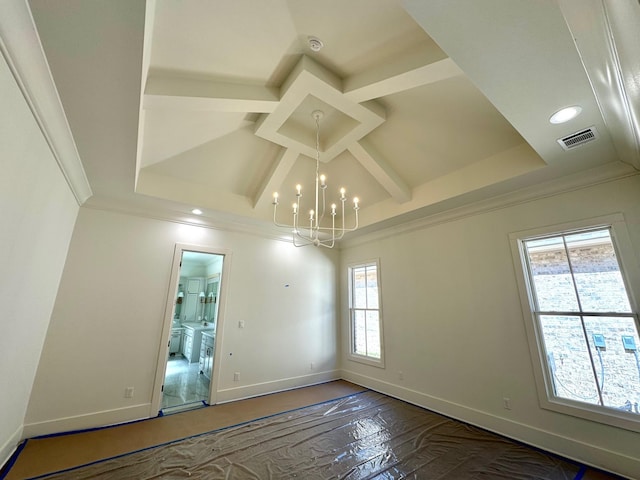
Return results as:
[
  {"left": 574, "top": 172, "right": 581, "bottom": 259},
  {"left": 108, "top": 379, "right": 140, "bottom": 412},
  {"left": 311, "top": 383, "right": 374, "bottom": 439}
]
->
[{"left": 150, "top": 242, "right": 232, "bottom": 416}]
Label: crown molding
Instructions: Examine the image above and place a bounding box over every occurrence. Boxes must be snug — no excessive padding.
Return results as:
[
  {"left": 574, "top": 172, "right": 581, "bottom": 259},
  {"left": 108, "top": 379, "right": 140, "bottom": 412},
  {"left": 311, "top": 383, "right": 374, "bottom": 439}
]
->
[
  {"left": 0, "top": 0, "right": 92, "bottom": 205},
  {"left": 84, "top": 161, "right": 638, "bottom": 251},
  {"left": 340, "top": 161, "right": 638, "bottom": 249},
  {"left": 82, "top": 195, "right": 293, "bottom": 245}
]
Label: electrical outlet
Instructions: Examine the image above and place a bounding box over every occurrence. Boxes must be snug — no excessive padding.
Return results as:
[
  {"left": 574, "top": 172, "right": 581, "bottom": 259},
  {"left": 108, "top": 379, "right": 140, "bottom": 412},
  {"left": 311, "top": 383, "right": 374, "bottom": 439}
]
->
[
  {"left": 310, "top": 362, "right": 315, "bottom": 370},
  {"left": 398, "top": 371, "right": 404, "bottom": 381},
  {"left": 503, "top": 397, "right": 511, "bottom": 410},
  {"left": 124, "top": 387, "right": 134, "bottom": 398},
  {"left": 233, "top": 372, "right": 240, "bottom": 382},
  {"left": 238, "top": 320, "right": 245, "bottom": 329}
]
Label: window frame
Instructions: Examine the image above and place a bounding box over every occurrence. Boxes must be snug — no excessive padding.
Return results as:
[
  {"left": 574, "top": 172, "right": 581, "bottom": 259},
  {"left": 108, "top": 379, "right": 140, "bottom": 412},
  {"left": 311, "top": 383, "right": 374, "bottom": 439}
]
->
[
  {"left": 347, "top": 259, "right": 385, "bottom": 368},
  {"left": 510, "top": 213, "right": 640, "bottom": 432}
]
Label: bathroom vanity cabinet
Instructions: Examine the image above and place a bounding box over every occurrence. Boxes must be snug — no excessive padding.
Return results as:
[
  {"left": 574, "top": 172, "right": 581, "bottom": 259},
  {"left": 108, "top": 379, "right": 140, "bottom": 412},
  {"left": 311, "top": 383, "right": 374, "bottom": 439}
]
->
[
  {"left": 181, "top": 323, "right": 214, "bottom": 364},
  {"left": 169, "top": 328, "right": 182, "bottom": 355},
  {"left": 199, "top": 332, "right": 215, "bottom": 380}
]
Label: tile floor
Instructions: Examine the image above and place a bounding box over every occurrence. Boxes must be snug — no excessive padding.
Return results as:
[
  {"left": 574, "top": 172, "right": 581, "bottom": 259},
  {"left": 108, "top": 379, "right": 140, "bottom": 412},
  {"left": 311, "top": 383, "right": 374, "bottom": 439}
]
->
[{"left": 161, "top": 355, "right": 210, "bottom": 412}]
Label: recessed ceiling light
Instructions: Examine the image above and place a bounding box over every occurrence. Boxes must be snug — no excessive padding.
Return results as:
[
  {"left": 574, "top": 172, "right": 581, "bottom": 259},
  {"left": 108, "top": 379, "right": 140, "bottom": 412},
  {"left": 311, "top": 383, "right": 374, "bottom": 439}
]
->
[
  {"left": 549, "top": 105, "right": 582, "bottom": 124},
  {"left": 191, "top": 208, "right": 203, "bottom": 215}
]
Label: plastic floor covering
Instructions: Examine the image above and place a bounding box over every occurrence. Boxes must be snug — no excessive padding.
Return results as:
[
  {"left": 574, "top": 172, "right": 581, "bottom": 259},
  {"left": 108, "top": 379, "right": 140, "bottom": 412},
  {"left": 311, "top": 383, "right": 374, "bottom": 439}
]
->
[{"left": 35, "top": 390, "right": 586, "bottom": 479}]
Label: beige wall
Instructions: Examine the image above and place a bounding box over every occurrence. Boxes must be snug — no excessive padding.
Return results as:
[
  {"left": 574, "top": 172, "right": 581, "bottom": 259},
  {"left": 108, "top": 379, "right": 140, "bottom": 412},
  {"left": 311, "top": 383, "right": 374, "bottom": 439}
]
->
[
  {"left": 0, "top": 53, "right": 79, "bottom": 463},
  {"left": 24, "top": 207, "right": 340, "bottom": 436},
  {"left": 340, "top": 174, "right": 640, "bottom": 478}
]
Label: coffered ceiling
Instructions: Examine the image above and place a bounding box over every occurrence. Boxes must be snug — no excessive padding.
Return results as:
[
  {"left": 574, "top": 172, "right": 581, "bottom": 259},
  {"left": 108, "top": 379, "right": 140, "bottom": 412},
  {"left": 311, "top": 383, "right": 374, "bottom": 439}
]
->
[{"left": 24, "top": 0, "right": 640, "bottom": 239}]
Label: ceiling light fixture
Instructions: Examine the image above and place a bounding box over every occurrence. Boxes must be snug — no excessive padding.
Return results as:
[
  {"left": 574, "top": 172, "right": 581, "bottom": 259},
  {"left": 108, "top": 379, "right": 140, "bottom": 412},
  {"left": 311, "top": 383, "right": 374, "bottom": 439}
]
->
[
  {"left": 191, "top": 208, "right": 203, "bottom": 215},
  {"left": 549, "top": 105, "right": 582, "bottom": 124},
  {"left": 272, "top": 110, "right": 359, "bottom": 248}
]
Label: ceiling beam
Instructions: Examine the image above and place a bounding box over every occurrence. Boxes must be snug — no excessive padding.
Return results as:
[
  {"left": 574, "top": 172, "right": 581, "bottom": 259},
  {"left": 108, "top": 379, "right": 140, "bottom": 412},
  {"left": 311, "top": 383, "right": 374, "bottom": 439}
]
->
[
  {"left": 344, "top": 55, "right": 463, "bottom": 103},
  {"left": 348, "top": 140, "right": 411, "bottom": 203},
  {"left": 144, "top": 75, "right": 279, "bottom": 112},
  {"left": 253, "top": 147, "right": 299, "bottom": 208},
  {"left": 254, "top": 55, "right": 385, "bottom": 164}
]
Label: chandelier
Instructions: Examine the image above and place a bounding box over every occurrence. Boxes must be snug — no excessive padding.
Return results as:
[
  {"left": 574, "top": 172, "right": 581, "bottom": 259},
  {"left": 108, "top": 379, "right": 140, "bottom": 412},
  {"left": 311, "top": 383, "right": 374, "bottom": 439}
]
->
[{"left": 272, "top": 110, "right": 359, "bottom": 248}]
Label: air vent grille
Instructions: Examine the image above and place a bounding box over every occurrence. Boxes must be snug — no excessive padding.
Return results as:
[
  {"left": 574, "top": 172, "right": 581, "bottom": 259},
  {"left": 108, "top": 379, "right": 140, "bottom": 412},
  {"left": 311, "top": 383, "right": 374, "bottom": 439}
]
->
[{"left": 557, "top": 126, "right": 598, "bottom": 150}]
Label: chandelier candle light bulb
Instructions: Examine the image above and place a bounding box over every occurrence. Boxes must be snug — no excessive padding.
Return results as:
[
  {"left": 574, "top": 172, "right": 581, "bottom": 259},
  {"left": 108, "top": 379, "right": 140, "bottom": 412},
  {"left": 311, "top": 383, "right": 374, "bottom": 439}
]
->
[{"left": 272, "top": 110, "right": 359, "bottom": 247}]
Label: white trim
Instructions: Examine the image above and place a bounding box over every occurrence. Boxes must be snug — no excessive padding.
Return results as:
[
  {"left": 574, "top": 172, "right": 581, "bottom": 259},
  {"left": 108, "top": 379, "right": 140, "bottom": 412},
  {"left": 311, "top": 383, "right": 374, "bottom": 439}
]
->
[
  {"left": 340, "top": 369, "right": 639, "bottom": 479},
  {"left": 558, "top": 0, "right": 640, "bottom": 170},
  {"left": 151, "top": 243, "right": 233, "bottom": 415},
  {"left": 347, "top": 259, "right": 385, "bottom": 368},
  {"left": 0, "top": 424, "right": 22, "bottom": 473},
  {"left": 22, "top": 403, "right": 150, "bottom": 439},
  {"left": 340, "top": 162, "right": 637, "bottom": 250},
  {"left": 84, "top": 163, "right": 637, "bottom": 249},
  {"left": 0, "top": 1, "right": 92, "bottom": 205},
  {"left": 215, "top": 370, "right": 340, "bottom": 404},
  {"left": 509, "top": 213, "right": 640, "bottom": 433},
  {"left": 81, "top": 201, "right": 292, "bottom": 245}
]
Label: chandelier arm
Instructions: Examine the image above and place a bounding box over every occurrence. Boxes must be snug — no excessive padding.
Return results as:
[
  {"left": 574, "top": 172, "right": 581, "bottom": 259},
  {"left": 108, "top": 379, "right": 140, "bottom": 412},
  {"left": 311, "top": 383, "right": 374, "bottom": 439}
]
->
[
  {"left": 318, "top": 183, "right": 326, "bottom": 225},
  {"left": 293, "top": 216, "right": 315, "bottom": 245},
  {"left": 328, "top": 209, "right": 336, "bottom": 247},
  {"left": 294, "top": 224, "right": 314, "bottom": 243},
  {"left": 316, "top": 239, "right": 335, "bottom": 248},
  {"left": 273, "top": 203, "right": 293, "bottom": 228},
  {"left": 339, "top": 209, "right": 359, "bottom": 233},
  {"left": 292, "top": 234, "right": 313, "bottom": 247}
]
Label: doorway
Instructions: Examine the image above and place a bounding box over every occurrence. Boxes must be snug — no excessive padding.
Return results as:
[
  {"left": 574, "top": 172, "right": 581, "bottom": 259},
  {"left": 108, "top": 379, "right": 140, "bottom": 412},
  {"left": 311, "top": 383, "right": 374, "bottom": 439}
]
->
[{"left": 151, "top": 244, "right": 231, "bottom": 416}]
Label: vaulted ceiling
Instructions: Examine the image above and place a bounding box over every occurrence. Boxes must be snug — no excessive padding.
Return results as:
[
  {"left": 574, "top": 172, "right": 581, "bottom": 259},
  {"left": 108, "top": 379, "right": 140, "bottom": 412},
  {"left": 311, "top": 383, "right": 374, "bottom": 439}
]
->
[{"left": 26, "top": 0, "right": 640, "bottom": 239}]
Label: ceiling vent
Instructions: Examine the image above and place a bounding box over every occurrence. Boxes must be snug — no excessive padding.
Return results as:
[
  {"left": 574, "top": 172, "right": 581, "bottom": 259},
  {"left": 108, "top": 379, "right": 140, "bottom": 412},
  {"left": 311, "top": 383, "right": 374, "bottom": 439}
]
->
[{"left": 557, "top": 126, "right": 599, "bottom": 150}]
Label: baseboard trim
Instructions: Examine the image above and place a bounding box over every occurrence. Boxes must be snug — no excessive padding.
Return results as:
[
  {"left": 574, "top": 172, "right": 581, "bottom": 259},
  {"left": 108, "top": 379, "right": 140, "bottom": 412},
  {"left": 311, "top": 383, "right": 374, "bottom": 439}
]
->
[
  {"left": 340, "top": 370, "right": 638, "bottom": 479},
  {"left": 0, "top": 425, "right": 23, "bottom": 474},
  {"left": 19, "top": 372, "right": 341, "bottom": 440},
  {"left": 22, "top": 403, "right": 151, "bottom": 439},
  {"left": 216, "top": 370, "right": 341, "bottom": 404}
]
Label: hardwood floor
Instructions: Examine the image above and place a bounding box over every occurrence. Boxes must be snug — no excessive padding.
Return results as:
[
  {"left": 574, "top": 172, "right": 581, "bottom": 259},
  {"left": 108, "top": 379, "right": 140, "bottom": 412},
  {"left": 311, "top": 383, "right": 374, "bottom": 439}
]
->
[{"left": 2, "top": 381, "right": 626, "bottom": 479}]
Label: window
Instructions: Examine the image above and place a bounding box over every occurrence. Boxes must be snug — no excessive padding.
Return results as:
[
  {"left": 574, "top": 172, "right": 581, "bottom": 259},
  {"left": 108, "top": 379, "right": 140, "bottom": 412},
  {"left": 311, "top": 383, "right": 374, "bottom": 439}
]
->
[
  {"left": 348, "top": 260, "right": 384, "bottom": 366},
  {"left": 511, "top": 216, "right": 640, "bottom": 431}
]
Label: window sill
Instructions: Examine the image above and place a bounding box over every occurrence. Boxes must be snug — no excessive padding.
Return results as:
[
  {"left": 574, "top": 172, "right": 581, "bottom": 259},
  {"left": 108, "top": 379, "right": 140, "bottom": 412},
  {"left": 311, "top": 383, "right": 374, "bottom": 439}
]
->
[
  {"left": 348, "top": 353, "right": 385, "bottom": 369},
  {"left": 540, "top": 394, "right": 640, "bottom": 433}
]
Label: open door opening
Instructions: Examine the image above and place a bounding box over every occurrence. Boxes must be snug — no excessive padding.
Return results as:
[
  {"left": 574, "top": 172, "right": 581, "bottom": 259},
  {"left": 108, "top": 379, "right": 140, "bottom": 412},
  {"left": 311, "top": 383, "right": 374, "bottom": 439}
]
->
[{"left": 151, "top": 244, "right": 231, "bottom": 416}]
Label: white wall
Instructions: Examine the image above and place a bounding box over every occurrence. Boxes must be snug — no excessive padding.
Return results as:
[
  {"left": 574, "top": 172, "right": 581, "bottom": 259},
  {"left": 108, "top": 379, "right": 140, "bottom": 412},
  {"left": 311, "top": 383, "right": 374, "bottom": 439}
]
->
[
  {"left": 339, "top": 174, "right": 640, "bottom": 478},
  {"left": 0, "top": 54, "right": 79, "bottom": 463},
  {"left": 24, "top": 208, "right": 339, "bottom": 436}
]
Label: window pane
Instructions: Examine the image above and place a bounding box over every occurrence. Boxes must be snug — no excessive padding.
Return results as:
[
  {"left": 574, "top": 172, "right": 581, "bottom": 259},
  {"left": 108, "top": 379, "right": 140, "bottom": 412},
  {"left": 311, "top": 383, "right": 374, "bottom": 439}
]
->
[
  {"left": 540, "top": 315, "right": 600, "bottom": 406},
  {"left": 565, "top": 230, "right": 632, "bottom": 313},
  {"left": 349, "top": 260, "right": 383, "bottom": 364},
  {"left": 366, "top": 310, "right": 380, "bottom": 358},
  {"left": 366, "top": 265, "right": 379, "bottom": 309},
  {"left": 353, "top": 310, "right": 366, "bottom": 355},
  {"left": 583, "top": 316, "right": 640, "bottom": 413},
  {"left": 525, "top": 237, "right": 579, "bottom": 312},
  {"left": 353, "top": 267, "right": 367, "bottom": 308}
]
